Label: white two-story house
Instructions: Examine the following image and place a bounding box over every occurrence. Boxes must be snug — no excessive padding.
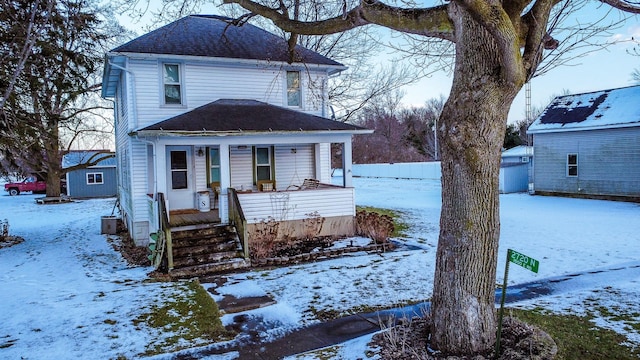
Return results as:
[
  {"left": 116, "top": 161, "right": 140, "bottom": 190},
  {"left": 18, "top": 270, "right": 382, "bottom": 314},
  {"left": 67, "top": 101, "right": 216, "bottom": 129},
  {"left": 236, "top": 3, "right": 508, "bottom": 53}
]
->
[{"left": 101, "top": 15, "right": 370, "bottom": 273}]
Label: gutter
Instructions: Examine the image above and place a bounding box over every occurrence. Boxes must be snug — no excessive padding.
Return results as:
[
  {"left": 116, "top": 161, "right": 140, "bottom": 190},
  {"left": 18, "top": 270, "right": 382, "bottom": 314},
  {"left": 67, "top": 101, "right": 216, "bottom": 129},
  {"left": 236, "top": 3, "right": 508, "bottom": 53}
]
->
[{"left": 130, "top": 129, "right": 374, "bottom": 138}]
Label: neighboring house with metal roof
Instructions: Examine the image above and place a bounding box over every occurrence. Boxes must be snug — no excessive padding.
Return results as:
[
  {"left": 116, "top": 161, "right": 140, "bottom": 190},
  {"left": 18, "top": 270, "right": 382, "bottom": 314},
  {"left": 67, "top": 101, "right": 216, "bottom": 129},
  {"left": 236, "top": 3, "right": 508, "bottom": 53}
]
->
[
  {"left": 101, "top": 14, "right": 371, "bottom": 262},
  {"left": 62, "top": 151, "right": 116, "bottom": 198},
  {"left": 527, "top": 85, "right": 640, "bottom": 199}
]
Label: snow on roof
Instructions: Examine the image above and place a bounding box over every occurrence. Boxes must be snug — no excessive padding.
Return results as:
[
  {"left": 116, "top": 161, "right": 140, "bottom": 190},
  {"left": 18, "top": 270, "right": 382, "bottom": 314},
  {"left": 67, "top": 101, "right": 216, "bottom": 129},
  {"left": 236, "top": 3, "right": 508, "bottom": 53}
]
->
[
  {"left": 62, "top": 151, "right": 115, "bottom": 168},
  {"left": 527, "top": 85, "right": 640, "bottom": 134},
  {"left": 501, "top": 145, "right": 533, "bottom": 157}
]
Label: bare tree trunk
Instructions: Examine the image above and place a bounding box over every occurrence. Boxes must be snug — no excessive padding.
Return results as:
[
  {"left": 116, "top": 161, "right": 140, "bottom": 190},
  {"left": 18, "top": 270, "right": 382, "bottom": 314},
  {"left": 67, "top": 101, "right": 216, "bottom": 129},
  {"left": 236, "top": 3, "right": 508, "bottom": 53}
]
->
[
  {"left": 430, "top": 4, "right": 523, "bottom": 355},
  {"left": 45, "top": 125, "right": 61, "bottom": 198}
]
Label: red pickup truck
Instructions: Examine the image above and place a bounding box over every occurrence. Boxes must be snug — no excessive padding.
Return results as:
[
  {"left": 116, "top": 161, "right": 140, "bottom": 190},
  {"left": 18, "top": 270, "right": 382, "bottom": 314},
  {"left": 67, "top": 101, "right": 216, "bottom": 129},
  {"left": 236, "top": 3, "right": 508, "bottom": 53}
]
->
[{"left": 4, "top": 177, "right": 47, "bottom": 196}]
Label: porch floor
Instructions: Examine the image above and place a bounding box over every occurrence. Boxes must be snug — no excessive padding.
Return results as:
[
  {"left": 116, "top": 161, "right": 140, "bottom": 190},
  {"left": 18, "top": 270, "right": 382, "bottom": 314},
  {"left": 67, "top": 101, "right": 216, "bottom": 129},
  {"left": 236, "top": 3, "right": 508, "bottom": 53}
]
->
[{"left": 169, "top": 209, "right": 221, "bottom": 228}]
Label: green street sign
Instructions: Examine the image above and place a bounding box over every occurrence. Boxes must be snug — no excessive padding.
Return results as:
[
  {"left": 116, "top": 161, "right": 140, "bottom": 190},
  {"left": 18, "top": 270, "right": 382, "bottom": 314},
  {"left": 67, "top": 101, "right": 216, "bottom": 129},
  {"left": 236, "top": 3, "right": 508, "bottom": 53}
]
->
[{"left": 508, "top": 249, "right": 539, "bottom": 273}]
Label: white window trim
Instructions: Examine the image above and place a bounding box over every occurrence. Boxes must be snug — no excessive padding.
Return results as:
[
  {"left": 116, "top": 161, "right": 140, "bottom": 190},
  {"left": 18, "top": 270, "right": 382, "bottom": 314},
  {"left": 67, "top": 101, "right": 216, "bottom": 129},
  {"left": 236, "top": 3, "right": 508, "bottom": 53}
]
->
[
  {"left": 209, "top": 147, "right": 221, "bottom": 183},
  {"left": 285, "top": 70, "right": 302, "bottom": 108},
  {"left": 86, "top": 172, "right": 104, "bottom": 185},
  {"left": 160, "top": 62, "right": 185, "bottom": 107},
  {"left": 254, "top": 146, "right": 273, "bottom": 182},
  {"left": 567, "top": 153, "right": 578, "bottom": 177}
]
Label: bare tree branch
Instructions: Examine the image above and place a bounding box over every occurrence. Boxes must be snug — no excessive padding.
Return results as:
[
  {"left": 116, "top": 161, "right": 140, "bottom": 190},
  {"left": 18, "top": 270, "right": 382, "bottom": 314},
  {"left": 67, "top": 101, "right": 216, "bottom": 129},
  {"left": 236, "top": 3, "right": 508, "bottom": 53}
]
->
[{"left": 599, "top": 0, "right": 640, "bottom": 13}]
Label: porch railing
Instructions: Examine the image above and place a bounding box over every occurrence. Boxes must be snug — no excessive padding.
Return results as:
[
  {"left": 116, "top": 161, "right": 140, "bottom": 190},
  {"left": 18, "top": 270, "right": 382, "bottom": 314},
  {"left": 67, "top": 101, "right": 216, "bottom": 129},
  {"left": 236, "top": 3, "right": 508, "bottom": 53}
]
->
[
  {"left": 228, "top": 188, "right": 249, "bottom": 259},
  {"left": 157, "top": 192, "right": 174, "bottom": 270}
]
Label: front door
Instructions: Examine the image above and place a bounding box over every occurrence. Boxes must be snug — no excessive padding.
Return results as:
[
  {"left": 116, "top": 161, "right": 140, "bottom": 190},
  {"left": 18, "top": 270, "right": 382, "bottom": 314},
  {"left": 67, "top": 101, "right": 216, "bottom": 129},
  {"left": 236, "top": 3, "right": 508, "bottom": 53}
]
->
[{"left": 166, "top": 146, "right": 193, "bottom": 210}]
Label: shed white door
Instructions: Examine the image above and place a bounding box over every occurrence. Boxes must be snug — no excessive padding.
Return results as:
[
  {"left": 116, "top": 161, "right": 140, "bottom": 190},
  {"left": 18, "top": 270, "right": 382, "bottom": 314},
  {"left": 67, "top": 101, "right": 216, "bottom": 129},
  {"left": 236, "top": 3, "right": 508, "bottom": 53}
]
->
[{"left": 166, "top": 146, "right": 193, "bottom": 210}]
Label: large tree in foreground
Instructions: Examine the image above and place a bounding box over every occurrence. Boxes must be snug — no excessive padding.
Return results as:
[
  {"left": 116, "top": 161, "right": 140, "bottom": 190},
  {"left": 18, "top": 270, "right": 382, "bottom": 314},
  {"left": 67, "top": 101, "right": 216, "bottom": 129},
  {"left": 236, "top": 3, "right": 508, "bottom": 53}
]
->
[{"left": 222, "top": 0, "right": 640, "bottom": 355}]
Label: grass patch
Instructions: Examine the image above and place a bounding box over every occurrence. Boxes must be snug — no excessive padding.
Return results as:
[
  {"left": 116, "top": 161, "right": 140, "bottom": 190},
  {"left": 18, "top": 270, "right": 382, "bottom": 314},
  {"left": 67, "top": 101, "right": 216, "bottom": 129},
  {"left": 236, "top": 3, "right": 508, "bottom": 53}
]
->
[
  {"left": 356, "top": 206, "right": 408, "bottom": 238},
  {"left": 509, "top": 307, "right": 640, "bottom": 360},
  {"left": 133, "top": 279, "right": 234, "bottom": 356}
]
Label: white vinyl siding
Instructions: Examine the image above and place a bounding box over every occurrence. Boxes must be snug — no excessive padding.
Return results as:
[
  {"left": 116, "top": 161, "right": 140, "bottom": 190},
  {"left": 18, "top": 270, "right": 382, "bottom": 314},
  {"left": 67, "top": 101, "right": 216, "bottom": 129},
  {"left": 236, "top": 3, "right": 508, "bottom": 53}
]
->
[
  {"left": 238, "top": 187, "right": 355, "bottom": 223},
  {"left": 230, "top": 146, "right": 253, "bottom": 189},
  {"left": 274, "top": 144, "right": 315, "bottom": 189},
  {"left": 533, "top": 127, "right": 640, "bottom": 196},
  {"left": 127, "top": 59, "right": 327, "bottom": 129}
]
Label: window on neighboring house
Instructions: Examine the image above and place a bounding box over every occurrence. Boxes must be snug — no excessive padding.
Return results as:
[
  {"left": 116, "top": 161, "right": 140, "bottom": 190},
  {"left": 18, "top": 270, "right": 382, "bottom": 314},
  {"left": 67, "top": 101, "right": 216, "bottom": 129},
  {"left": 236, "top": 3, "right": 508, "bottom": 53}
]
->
[
  {"left": 163, "top": 63, "right": 182, "bottom": 105},
  {"left": 87, "top": 172, "right": 104, "bottom": 185},
  {"left": 254, "top": 146, "right": 272, "bottom": 181},
  {"left": 567, "top": 153, "right": 578, "bottom": 177},
  {"left": 209, "top": 147, "right": 221, "bottom": 183},
  {"left": 286, "top": 71, "right": 301, "bottom": 107}
]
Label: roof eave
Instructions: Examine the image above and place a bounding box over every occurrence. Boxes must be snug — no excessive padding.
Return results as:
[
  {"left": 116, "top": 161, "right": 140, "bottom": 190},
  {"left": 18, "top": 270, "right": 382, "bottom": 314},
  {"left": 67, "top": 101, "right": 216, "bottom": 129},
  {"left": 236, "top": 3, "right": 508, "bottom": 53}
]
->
[
  {"left": 101, "top": 54, "right": 127, "bottom": 99},
  {"left": 527, "top": 121, "right": 640, "bottom": 135},
  {"left": 107, "top": 51, "right": 347, "bottom": 74},
  {"left": 132, "top": 129, "right": 372, "bottom": 137}
]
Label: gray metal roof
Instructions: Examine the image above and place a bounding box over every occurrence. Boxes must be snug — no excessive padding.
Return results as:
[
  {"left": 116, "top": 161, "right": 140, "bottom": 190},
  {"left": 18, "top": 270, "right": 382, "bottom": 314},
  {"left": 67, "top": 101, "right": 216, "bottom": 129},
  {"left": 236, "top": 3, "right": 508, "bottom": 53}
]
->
[{"left": 135, "top": 99, "right": 369, "bottom": 135}]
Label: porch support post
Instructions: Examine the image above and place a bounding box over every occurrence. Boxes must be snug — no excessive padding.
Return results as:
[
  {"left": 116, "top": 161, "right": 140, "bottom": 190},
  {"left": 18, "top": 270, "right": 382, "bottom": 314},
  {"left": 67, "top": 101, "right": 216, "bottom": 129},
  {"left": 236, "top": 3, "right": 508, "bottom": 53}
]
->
[
  {"left": 156, "top": 144, "right": 167, "bottom": 196},
  {"left": 219, "top": 144, "right": 230, "bottom": 223},
  {"left": 342, "top": 138, "right": 353, "bottom": 188},
  {"left": 314, "top": 143, "right": 323, "bottom": 182}
]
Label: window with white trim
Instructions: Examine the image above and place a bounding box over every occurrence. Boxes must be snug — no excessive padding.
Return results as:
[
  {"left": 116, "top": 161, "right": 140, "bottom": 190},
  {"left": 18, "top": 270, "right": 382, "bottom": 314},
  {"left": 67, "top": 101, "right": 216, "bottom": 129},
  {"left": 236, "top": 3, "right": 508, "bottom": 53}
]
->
[
  {"left": 209, "top": 147, "right": 220, "bottom": 183},
  {"left": 286, "top": 71, "right": 301, "bottom": 107},
  {"left": 567, "top": 153, "right": 578, "bottom": 177},
  {"left": 254, "top": 146, "right": 272, "bottom": 181},
  {"left": 87, "top": 172, "right": 104, "bottom": 185},
  {"left": 163, "top": 63, "right": 182, "bottom": 105}
]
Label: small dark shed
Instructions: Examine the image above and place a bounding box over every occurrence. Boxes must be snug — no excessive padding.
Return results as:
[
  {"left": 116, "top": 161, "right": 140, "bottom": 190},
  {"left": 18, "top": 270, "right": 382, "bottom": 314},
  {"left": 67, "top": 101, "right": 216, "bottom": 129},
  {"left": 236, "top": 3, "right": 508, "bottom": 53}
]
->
[{"left": 63, "top": 151, "right": 117, "bottom": 198}]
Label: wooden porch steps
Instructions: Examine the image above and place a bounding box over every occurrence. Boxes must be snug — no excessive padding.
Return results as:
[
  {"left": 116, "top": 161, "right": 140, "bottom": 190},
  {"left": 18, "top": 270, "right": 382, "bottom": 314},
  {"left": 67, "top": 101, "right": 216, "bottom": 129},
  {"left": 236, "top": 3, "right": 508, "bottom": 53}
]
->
[{"left": 168, "top": 223, "right": 250, "bottom": 279}]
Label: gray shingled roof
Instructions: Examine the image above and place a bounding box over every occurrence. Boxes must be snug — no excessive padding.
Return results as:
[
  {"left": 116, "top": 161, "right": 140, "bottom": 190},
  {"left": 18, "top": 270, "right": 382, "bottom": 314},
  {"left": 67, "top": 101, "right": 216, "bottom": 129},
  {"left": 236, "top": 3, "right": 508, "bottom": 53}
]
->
[
  {"left": 111, "top": 15, "right": 343, "bottom": 67},
  {"left": 135, "top": 99, "right": 369, "bottom": 134}
]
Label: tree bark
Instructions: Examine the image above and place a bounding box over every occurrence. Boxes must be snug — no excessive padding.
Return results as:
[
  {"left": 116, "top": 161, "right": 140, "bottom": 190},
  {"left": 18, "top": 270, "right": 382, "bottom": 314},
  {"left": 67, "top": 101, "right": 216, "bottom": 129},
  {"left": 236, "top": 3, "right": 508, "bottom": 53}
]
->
[
  {"left": 430, "top": 3, "right": 524, "bottom": 355},
  {"left": 45, "top": 123, "right": 61, "bottom": 198}
]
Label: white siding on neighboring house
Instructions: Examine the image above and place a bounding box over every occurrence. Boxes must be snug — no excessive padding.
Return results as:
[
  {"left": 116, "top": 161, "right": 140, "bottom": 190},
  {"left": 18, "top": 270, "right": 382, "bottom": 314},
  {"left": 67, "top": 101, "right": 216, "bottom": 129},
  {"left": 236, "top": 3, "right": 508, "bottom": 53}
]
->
[{"left": 533, "top": 127, "right": 640, "bottom": 196}]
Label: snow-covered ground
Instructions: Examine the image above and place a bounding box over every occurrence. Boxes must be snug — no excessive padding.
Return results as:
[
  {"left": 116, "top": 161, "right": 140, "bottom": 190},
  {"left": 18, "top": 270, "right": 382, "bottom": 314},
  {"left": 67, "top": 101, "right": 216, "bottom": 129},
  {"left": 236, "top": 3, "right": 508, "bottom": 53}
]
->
[{"left": 1, "top": 176, "right": 639, "bottom": 359}]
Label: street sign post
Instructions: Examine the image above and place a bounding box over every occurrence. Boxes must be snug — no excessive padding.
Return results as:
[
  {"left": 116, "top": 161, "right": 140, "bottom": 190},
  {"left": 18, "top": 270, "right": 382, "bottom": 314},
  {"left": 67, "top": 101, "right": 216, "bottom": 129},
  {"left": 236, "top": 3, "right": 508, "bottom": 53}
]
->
[{"left": 496, "top": 249, "right": 540, "bottom": 357}]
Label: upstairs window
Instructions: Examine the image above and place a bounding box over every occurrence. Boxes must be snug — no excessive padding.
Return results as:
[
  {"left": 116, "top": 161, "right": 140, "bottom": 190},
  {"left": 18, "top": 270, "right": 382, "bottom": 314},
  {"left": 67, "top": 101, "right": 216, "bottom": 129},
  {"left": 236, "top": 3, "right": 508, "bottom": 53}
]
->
[
  {"left": 567, "top": 153, "right": 578, "bottom": 177},
  {"left": 286, "top": 71, "right": 301, "bottom": 107},
  {"left": 163, "top": 64, "right": 182, "bottom": 105}
]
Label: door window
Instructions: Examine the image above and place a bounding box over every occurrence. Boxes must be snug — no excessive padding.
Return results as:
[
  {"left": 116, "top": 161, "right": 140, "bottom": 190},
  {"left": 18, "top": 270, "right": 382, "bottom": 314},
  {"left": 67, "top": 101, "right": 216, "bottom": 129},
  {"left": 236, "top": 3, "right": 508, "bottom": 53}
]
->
[{"left": 170, "top": 151, "right": 188, "bottom": 189}]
